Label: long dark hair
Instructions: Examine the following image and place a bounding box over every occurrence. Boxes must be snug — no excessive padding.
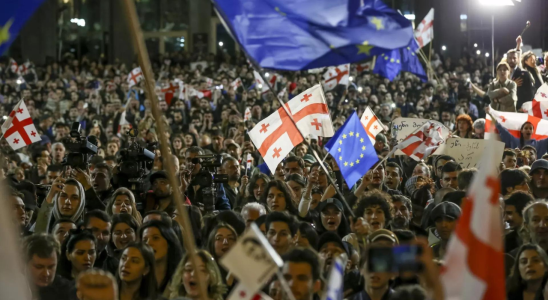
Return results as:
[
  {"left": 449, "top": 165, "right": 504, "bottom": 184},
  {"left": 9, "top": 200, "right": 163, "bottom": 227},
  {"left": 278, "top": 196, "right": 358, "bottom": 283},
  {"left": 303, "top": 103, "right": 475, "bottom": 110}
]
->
[
  {"left": 507, "top": 244, "right": 548, "bottom": 294},
  {"left": 117, "top": 242, "right": 158, "bottom": 300},
  {"left": 259, "top": 180, "right": 299, "bottom": 215},
  {"left": 57, "top": 228, "right": 97, "bottom": 280},
  {"left": 519, "top": 121, "right": 535, "bottom": 148},
  {"left": 247, "top": 173, "right": 271, "bottom": 201},
  {"left": 107, "top": 213, "right": 140, "bottom": 253},
  {"left": 139, "top": 220, "right": 183, "bottom": 293}
]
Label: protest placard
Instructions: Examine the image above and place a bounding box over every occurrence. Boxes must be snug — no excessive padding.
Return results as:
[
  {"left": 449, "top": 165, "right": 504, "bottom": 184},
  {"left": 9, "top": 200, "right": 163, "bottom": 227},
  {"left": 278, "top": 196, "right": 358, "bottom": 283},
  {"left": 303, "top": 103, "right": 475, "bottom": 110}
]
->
[
  {"left": 392, "top": 118, "right": 451, "bottom": 155},
  {"left": 436, "top": 137, "right": 505, "bottom": 168}
]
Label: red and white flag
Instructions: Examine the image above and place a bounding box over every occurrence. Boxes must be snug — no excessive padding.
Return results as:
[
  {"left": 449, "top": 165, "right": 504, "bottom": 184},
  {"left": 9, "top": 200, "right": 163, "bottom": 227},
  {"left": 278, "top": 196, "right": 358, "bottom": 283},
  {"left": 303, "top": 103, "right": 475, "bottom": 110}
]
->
[
  {"left": 415, "top": 8, "right": 434, "bottom": 49},
  {"left": 230, "top": 78, "right": 243, "bottom": 90},
  {"left": 9, "top": 59, "right": 18, "bottom": 73},
  {"left": 360, "top": 107, "right": 387, "bottom": 144},
  {"left": 253, "top": 71, "right": 277, "bottom": 93},
  {"left": 127, "top": 67, "right": 143, "bottom": 87},
  {"left": 249, "top": 84, "right": 333, "bottom": 172},
  {"left": 322, "top": 64, "right": 350, "bottom": 91},
  {"left": 2, "top": 100, "right": 41, "bottom": 150},
  {"left": 522, "top": 83, "right": 548, "bottom": 117},
  {"left": 396, "top": 121, "right": 447, "bottom": 161},
  {"left": 485, "top": 106, "right": 548, "bottom": 140},
  {"left": 356, "top": 61, "right": 373, "bottom": 73},
  {"left": 228, "top": 283, "right": 273, "bottom": 300},
  {"left": 174, "top": 79, "right": 185, "bottom": 100},
  {"left": 244, "top": 107, "right": 252, "bottom": 122},
  {"left": 161, "top": 81, "right": 179, "bottom": 104},
  {"left": 204, "top": 77, "right": 213, "bottom": 88},
  {"left": 440, "top": 132, "right": 504, "bottom": 300}
]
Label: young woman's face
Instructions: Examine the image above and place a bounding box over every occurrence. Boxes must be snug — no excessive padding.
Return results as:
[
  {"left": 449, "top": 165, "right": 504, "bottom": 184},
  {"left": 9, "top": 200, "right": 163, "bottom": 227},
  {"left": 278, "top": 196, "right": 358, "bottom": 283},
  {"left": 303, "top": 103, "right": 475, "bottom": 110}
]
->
[
  {"left": 253, "top": 178, "right": 267, "bottom": 200},
  {"left": 521, "top": 123, "right": 534, "bottom": 138},
  {"left": 113, "top": 194, "right": 133, "bottom": 215},
  {"left": 321, "top": 206, "right": 342, "bottom": 232},
  {"left": 182, "top": 257, "right": 210, "bottom": 298},
  {"left": 184, "top": 134, "right": 194, "bottom": 146},
  {"left": 119, "top": 247, "right": 148, "bottom": 283},
  {"left": 173, "top": 138, "right": 183, "bottom": 150},
  {"left": 518, "top": 249, "right": 546, "bottom": 282},
  {"left": 112, "top": 222, "right": 136, "bottom": 250},
  {"left": 457, "top": 120, "right": 469, "bottom": 133},
  {"left": 266, "top": 186, "right": 287, "bottom": 212},
  {"left": 142, "top": 227, "right": 168, "bottom": 261},
  {"left": 213, "top": 227, "right": 236, "bottom": 259},
  {"left": 68, "top": 240, "right": 96, "bottom": 274}
]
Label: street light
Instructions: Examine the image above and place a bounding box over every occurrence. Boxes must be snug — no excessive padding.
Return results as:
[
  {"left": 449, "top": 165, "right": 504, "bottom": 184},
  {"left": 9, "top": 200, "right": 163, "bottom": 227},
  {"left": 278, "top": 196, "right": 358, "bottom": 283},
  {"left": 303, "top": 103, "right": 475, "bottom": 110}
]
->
[
  {"left": 476, "top": 50, "right": 481, "bottom": 55},
  {"left": 442, "top": 45, "right": 447, "bottom": 51},
  {"left": 485, "top": 52, "right": 490, "bottom": 57},
  {"left": 219, "top": 41, "right": 224, "bottom": 47},
  {"left": 474, "top": 43, "right": 478, "bottom": 48},
  {"left": 349, "top": 76, "right": 354, "bottom": 82},
  {"left": 479, "top": 0, "right": 515, "bottom": 76}
]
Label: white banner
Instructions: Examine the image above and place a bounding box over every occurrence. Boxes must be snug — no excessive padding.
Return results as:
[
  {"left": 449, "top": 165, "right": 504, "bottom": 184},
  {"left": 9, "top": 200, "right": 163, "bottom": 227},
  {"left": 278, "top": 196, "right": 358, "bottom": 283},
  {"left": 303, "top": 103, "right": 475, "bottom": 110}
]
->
[{"left": 436, "top": 138, "right": 505, "bottom": 169}]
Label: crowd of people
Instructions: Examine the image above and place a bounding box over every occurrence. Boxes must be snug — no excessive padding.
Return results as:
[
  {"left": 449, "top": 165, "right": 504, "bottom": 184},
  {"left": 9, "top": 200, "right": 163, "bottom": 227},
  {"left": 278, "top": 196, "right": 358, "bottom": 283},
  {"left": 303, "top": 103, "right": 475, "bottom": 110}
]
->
[{"left": 2, "top": 31, "right": 548, "bottom": 300}]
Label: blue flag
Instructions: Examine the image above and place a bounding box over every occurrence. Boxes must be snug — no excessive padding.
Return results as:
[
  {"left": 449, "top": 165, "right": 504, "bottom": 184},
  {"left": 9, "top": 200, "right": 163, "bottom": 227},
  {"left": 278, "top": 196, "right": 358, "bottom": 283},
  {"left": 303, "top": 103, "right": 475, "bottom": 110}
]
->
[
  {"left": 325, "top": 112, "right": 378, "bottom": 189},
  {"left": 0, "top": 0, "right": 46, "bottom": 55},
  {"left": 213, "top": 0, "right": 414, "bottom": 70},
  {"left": 373, "top": 39, "right": 428, "bottom": 82}
]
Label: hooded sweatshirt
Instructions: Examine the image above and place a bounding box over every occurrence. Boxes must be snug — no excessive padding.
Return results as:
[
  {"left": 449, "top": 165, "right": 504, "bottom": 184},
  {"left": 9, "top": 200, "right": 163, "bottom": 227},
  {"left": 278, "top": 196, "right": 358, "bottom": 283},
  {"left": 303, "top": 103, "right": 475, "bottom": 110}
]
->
[{"left": 34, "top": 180, "right": 86, "bottom": 234}]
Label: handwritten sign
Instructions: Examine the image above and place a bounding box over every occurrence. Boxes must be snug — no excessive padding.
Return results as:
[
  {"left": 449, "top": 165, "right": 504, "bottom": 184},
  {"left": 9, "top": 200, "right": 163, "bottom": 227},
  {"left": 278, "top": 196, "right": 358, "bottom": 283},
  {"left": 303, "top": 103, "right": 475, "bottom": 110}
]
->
[
  {"left": 436, "top": 138, "right": 505, "bottom": 168},
  {"left": 392, "top": 118, "right": 450, "bottom": 155}
]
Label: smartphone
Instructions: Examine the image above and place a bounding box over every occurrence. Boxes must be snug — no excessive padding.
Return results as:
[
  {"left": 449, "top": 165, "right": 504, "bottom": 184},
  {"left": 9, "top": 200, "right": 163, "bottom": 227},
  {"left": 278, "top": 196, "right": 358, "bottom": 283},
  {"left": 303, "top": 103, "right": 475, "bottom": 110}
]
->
[{"left": 367, "top": 245, "right": 423, "bottom": 273}]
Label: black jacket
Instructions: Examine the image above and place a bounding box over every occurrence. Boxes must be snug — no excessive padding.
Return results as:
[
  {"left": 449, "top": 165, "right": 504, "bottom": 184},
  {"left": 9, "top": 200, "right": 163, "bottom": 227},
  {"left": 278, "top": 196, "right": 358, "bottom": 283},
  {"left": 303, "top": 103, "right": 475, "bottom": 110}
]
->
[
  {"left": 36, "top": 275, "right": 78, "bottom": 300},
  {"left": 512, "top": 67, "right": 535, "bottom": 111}
]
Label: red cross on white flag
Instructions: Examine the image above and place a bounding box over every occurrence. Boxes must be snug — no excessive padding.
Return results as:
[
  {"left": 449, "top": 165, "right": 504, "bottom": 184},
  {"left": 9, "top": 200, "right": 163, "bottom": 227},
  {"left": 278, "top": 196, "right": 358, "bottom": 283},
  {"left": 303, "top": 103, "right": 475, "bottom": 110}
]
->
[
  {"left": 244, "top": 107, "right": 252, "bottom": 122},
  {"left": 356, "top": 61, "right": 373, "bottom": 73},
  {"left": 2, "top": 100, "right": 42, "bottom": 150},
  {"left": 127, "top": 67, "right": 143, "bottom": 87},
  {"left": 228, "top": 283, "right": 273, "bottom": 300},
  {"left": 10, "top": 59, "right": 18, "bottom": 73},
  {"left": 360, "top": 107, "right": 387, "bottom": 143},
  {"left": 249, "top": 84, "right": 333, "bottom": 173},
  {"left": 523, "top": 83, "right": 548, "bottom": 119},
  {"left": 230, "top": 78, "right": 243, "bottom": 90},
  {"left": 322, "top": 64, "right": 350, "bottom": 91},
  {"left": 486, "top": 105, "right": 548, "bottom": 140},
  {"left": 415, "top": 8, "right": 434, "bottom": 49},
  {"left": 253, "top": 71, "right": 278, "bottom": 94},
  {"left": 161, "top": 81, "right": 179, "bottom": 104}
]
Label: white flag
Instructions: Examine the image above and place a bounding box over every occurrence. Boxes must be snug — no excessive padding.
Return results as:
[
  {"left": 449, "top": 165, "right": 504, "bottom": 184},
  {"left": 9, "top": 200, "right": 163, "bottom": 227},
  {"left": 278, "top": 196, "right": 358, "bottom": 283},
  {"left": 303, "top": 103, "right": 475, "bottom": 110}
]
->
[
  {"left": 244, "top": 107, "right": 252, "bottom": 122},
  {"left": 231, "top": 78, "right": 244, "bottom": 90},
  {"left": 2, "top": 100, "right": 42, "bottom": 150},
  {"left": 286, "top": 84, "right": 334, "bottom": 138},
  {"left": 228, "top": 283, "right": 273, "bottom": 300},
  {"left": 415, "top": 8, "right": 434, "bottom": 48},
  {"left": 322, "top": 64, "right": 350, "bottom": 91},
  {"left": 127, "top": 67, "right": 143, "bottom": 87}
]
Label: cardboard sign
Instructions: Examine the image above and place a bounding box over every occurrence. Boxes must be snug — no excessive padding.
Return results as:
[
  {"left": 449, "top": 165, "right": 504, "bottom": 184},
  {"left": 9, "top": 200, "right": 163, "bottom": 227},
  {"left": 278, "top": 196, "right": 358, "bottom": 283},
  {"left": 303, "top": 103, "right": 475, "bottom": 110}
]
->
[
  {"left": 220, "top": 223, "right": 283, "bottom": 293},
  {"left": 436, "top": 137, "right": 505, "bottom": 168}
]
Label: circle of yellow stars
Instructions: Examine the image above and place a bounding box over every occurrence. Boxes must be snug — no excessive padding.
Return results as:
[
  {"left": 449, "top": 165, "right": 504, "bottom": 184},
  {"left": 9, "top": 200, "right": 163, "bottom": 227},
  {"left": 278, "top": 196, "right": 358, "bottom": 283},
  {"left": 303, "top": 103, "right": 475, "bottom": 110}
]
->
[{"left": 337, "top": 131, "right": 367, "bottom": 168}]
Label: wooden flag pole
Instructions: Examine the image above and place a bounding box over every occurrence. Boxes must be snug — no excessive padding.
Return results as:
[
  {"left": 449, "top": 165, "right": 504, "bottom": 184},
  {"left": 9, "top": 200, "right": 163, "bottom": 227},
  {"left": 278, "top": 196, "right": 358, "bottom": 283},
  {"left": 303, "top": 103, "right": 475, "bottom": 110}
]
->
[
  {"left": 428, "top": 41, "right": 433, "bottom": 81},
  {"left": 120, "top": 1, "right": 208, "bottom": 300}
]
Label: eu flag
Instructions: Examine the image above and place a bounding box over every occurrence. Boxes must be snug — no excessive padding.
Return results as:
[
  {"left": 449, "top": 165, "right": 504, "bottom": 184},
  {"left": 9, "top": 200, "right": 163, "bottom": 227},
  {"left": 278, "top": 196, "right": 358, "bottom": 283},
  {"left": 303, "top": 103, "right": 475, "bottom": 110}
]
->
[
  {"left": 213, "top": 0, "right": 414, "bottom": 70},
  {"left": 373, "top": 39, "right": 428, "bottom": 82},
  {"left": 0, "top": 0, "right": 46, "bottom": 55},
  {"left": 325, "top": 112, "right": 378, "bottom": 189}
]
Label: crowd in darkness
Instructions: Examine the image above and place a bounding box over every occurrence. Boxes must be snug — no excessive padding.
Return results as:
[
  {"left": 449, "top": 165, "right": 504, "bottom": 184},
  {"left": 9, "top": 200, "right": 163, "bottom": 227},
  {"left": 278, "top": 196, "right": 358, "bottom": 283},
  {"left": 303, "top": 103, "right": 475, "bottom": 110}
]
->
[{"left": 2, "top": 32, "right": 548, "bottom": 300}]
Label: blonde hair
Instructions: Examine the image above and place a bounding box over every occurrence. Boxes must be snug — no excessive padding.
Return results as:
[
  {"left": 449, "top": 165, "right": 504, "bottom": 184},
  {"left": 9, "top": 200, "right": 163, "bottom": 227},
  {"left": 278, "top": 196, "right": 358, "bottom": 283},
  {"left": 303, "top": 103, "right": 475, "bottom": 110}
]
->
[{"left": 166, "top": 250, "right": 227, "bottom": 300}]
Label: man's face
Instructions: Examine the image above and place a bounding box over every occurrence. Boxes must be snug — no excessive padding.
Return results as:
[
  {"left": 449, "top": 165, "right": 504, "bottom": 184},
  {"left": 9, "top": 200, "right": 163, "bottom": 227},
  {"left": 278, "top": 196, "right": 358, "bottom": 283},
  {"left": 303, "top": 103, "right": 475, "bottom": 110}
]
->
[
  {"left": 53, "top": 221, "right": 76, "bottom": 245},
  {"left": 52, "top": 144, "right": 65, "bottom": 163},
  {"left": 368, "top": 166, "right": 385, "bottom": 188},
  {"left": 441, "top": 112, "right": 451, "bottom": 122},
  {"left": 295, "top": 145, "right": 307, "bottom": 158},
  {"left": 392, "top": 201, "right": 411, "bottom": 230},
  {"left": 503, "top": 155, "right": 517, "bottom": 169},
  {"left": 507, "top": 52, "right": 518, "bottom": 69},
  {"left": 441, "top": 171, "right": 459, "bottom": 189},
  {"left": 12, "top": 196, "right": 26, "bottom": 227},
  {"left": 267, "top": 221, "right": 293, "bottom": 255},
  {"left": 363, "top": 204, "right": 386, "bottom": 231},
  {"left": 242, "top": 208, "right": 261, "bottom": 227},
  {"left": 212, "top": 135, "right": 224, "bottom": 151},
  {"left": 91, "top": 169, "right": 110, "bottom": 192},
  {"left": 222, "top": 160, "right": 240, "bottom": 182},
  {"left": 86, "top": 217, "right": 111, "bottom": 253},
  {"left": 284, "top": 161, "right": 303, "bottom": 176},
  {"left": 28, "top": 253, "right": 58, "bottom": 287},
  {"left": 527, "top": 204, "right": 548, "bottom": 250},
  {"left": 185, "top": 151, "right": 202, "bottom": 175},
  {"left": 474, "top": 127, "right": 484, "bottom": 139},
  {"left": 173, "top": 112, "right": 183, "bottom": 123},
  {"left": 282, "top": 262, "right": 318, "bottom": 300},
  {"left": 46, "top": 171, "right": 60, "bottom": 184},
  {"left": 159, "top": 101, "right": 168, "bottom": 112},
  {"left": 57, "top": 184, "right": 81, "bottom": 217},
  {"left": 319, "top": 242, "right": 345, "bottom": 274},
  {"left": 227, "top": 145, "right": 241, "bottom": 160},
  {"left": 384, "top": 166, "right": 401, "bottom": 190},
  {"left": 412, "top": 165, "right": 429, "bottom": 178},
  {"left": 504, "top": 205, "right": 524, "bottom": 229},
  {"left": 532, "top": 169, "right": 548, "bottom": 189},
  {"left": 435, "top": 216, "right": 457, "bottom": 241},
  {"left": 153, "top": 178, "right": 172, "bottom": 198}
]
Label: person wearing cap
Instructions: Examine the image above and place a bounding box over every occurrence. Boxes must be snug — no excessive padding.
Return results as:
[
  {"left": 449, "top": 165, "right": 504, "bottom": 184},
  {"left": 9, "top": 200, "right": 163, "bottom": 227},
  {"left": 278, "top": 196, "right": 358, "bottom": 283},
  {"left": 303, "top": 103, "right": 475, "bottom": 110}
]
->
[
  {"left": 530, "top": 159, "right": 548, "bottom": 199},
  {"left": 429, "top": 202, "right": 462, "bottom": 259},
  {"left": 488, "top": 62, "right": 517, "bottom": 107},
  {"left": 316, "top": 198, "right": 351, "bottom": 238}
]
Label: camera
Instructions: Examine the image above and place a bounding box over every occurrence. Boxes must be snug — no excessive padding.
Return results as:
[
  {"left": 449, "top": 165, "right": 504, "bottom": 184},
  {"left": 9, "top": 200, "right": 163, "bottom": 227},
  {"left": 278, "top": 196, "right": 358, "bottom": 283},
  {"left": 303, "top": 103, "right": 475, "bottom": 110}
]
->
[
  {"left": 116, "top": 129, "right": 155, "bottom": 194},
  {"left": 191, "top": 154, "right": 229, "bottom": 213},
  {"left": 62, "top": 122, "right": 98, "bottom": 169}
]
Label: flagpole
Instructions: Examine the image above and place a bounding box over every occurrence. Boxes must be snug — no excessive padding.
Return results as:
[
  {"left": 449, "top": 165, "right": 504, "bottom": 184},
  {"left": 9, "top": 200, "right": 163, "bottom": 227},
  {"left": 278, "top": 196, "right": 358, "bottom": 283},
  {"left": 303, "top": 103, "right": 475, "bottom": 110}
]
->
[{"left": 120, "top": 2, "right": 208, "bottom": 300}]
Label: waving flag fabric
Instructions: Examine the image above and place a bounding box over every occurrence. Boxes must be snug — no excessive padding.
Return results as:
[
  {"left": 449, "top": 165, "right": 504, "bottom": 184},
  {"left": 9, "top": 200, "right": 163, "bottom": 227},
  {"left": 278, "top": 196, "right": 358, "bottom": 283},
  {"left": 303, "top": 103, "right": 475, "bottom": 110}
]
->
[
  {"left": 213, "top": 0, "right": 415, "bottom": 70},
  {"left": 0, "top": 0, "right": 47, "bottom": 55},
  {"left": 373, "top": 39, "right": 428, "bottom": 82}
]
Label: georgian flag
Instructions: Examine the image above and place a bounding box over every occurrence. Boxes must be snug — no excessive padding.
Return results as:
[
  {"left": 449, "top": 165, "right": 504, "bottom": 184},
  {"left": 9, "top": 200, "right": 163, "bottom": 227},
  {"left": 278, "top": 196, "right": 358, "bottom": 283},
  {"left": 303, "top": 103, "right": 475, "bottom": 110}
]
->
[
  {"left": 244, "top": 107, "right": 252, "bottom": 122},
  {"left": 395, "top": 121, "right": 448, "bottom": 161},
  {"left": 485, "top": 106, "right": 548, "bottom": 140},
  {"left": 1, "top": 100, "right": 41, "bottom": 150},
  {"left": 415, "top": 8, "right": 434, "bottom": 49},
  {"left": 127, "top": 67, "right": 143, "bottom": 87},
  {"left": 441, "top": 133, "right": 504, "bottom": 300},
  {"left": 253, "top": 71, "right": 277, "bottom": 94},
  {"left": 322, "top": 64, "right": 350, "bottom": 91},
  {"left": 230, "top": 78, "right": 243, "bottom": 90},
  {"left": 522, "top": 83, "right": 548, "bottom": 117},
  {"left": 249, "top": 84, "right": 333, "bottom": 173},
  {"left": 360, "top": 107, "right": 387, "bottom": 144}
]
